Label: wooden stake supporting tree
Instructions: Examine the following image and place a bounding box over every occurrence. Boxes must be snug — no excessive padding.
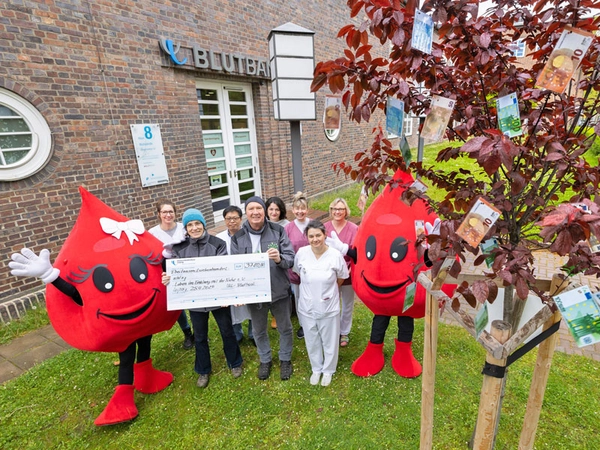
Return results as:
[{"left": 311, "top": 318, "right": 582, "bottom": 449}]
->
[
  {"left": 312, "top": 1, "right": 600, "bottom": 446},
  {"left": 472, "top": 319, "right": 512, "bottom": 450},
  {"left": 518, "top": 274, "right": 567, "bottom": 450},
  {"left": 417, "top": 271, "right": 569, "bottom": 449},
  {"left": 419, "top": 276, "right": 437, "bottom": 450}
]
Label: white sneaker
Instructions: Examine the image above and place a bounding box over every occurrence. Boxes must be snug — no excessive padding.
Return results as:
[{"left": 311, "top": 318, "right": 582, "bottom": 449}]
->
[
  {"left": 310, "top": 372, "right": 321, "bottom": 385},
  {"left": 321, "top": 373, "right": 332, "bottom": 386}
]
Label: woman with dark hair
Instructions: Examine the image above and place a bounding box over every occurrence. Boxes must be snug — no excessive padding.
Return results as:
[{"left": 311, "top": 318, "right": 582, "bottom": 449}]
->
[
  {"left": 265, "top": 196, "right": 290, "bottom": 329},
  {"left": 293, "top": 220, "right": 348, "bottom": 387},
  {"left": 148, "top": 198, "right": 194, "bottom": 350},
  {"left": 217, "top": 205, "right": 253, "bottom": 345},
  {"left": 266, "top": 196, "right": 290, "bottom": 227}
]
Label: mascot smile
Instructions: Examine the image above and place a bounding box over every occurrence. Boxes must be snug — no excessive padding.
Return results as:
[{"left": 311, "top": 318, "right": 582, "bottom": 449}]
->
[
  {"left": 329, "top": 170, "right": 454, "bottom": 378},
  {"left": 9, "top": 187, "right": 179, "bottom": 426}
]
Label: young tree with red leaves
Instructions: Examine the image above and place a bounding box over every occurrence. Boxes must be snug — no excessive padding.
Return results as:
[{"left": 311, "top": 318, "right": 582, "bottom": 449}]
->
[{"left": 312, "top": 0, "right": 600, "bottom": 325}]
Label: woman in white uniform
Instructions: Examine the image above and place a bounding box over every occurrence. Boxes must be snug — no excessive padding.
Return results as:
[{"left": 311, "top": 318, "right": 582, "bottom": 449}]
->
[{"left": 293, "top": 220, "right": 348, "bottom": 386}]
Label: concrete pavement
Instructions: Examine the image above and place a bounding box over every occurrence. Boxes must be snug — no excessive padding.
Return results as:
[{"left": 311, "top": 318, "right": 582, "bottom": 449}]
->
[{"left": 0, "top": 324, "right": 71, "bottom": 384}]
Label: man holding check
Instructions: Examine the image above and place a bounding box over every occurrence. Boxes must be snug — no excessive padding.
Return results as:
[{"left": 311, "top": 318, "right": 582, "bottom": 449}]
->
[{"left": 230, "top": 196, "right": 296, "bottom": 381}]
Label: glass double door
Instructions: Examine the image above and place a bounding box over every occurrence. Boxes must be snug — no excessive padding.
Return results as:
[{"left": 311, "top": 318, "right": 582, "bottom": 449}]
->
[{"left": 197, "top": 81, "right": 261, "bottom": 220}]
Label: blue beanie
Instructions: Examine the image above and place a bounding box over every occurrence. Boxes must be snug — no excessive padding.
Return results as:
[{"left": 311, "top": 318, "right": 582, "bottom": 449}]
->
[
  {"left": 245, "top": 196, "right": 266, "bottom": 212},
  {"left": 182, "top": 208, "right": 206, "bottom": 228}
]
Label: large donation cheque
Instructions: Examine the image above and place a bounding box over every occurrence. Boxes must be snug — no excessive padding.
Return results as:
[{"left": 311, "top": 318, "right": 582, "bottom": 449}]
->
[{"left": 166, "top": 253, "right": 272, "bottom": 310}]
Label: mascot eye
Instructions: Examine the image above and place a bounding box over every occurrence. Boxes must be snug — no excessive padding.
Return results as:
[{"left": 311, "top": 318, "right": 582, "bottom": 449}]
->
[
  {"left": 366, "top": 235, "right": 376, "bottom": 260},
  {"left": 130, "top": 256, "right": 148, "bottom": 283},
  {"left": 390, "top": 237, "right": 408, "bottom": 262},
  {"left": 92, "top": 266, "right": 114, "bottom": 293}
]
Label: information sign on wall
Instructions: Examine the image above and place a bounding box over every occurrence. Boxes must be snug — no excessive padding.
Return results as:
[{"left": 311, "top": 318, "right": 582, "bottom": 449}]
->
[{"left": 130, "top": 124, "right": 169, "bottom": 187}]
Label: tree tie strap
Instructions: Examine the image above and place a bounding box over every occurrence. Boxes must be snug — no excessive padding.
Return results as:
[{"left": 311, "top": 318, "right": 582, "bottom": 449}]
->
[{"left": 481, "top": 319, "right": 562, "bottom": 379}]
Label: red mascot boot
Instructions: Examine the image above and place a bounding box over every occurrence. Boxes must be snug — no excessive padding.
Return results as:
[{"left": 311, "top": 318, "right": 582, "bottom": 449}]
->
[
  {"left": 391, "top": 339, "right": 422, "bottom": 378},
  {"left": 351, "top": 342, "right": 385, "bottom": 377},
  {"left": 94, "top": 384, "right": 138, "bottom": 426},
  {"left": 133, "top": 358, "right": 174, "bottom": 394}
]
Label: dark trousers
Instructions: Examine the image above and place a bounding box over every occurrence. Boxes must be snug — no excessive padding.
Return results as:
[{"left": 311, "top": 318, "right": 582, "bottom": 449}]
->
[
  {"left": 189, "top": 308, "right": 242, "bottom": 375},
  {"left": 118, "top": 335, "right": 152, "bottom": 385},
  {"left": 369, "top": 315, "right": 414, "bottom": 344},
  {"left": 177, "top": 310, "right": 191, "bottom": 333}
]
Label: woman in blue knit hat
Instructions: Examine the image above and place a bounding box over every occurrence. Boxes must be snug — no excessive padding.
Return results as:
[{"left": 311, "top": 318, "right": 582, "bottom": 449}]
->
[{"left": 162, "top": 208, "right": 243, "bottom": 388}]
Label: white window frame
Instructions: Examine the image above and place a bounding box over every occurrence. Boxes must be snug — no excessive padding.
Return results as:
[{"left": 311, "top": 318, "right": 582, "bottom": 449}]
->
[
  {"left": 512, "top": 39, "right": 526, "bottom": 58},
  {"left": 404, "top": 115, "right": 414, "bottom": 136},
  {"left": 0, "top": 88, "right": 52, "bottom": 181},
  {"left": 196, "top": 80, "right": 261, "bottom": 220}
]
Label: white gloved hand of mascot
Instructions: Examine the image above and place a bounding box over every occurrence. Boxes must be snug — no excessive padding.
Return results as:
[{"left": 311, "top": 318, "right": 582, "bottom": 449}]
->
[
  {"left": 326, "top": 231, "right": 349, "bottom": 255},
  {"left": 425, "top": 218, "right": 441, "bottom": 236},
  {"left": 9, "top": 248, "right": 60, "bottom": 284},
  {"left": 422, "top": 218, "right": 441, "bottom": 249}
]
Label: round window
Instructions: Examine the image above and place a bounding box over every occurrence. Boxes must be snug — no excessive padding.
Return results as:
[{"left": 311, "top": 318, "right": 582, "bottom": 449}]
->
[
  {"left": 324, "top": 126, "right": 341, "bottom": 142},
  {"left": 0, "top": 88, "right": 52, "bottom": 181}
]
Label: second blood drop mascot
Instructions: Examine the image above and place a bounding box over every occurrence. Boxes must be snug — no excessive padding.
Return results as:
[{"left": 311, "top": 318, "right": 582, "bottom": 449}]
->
[{"left": 330, "top": 170, "right": 453, "bottom": 378}]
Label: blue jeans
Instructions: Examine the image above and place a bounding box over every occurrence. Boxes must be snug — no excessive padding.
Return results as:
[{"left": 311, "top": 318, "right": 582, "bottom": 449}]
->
[
  {"left": 177, "top": 310, "right": 191, "bottom": 333},
  {"left": 233, "top": 320, "right": 254, "bottom": 341},
  {"left": 189, "top": 308, "right": 242, "bottom": 375}
]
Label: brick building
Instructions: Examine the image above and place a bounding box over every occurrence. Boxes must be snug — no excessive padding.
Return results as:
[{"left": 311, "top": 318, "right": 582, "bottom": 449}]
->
[{"left": 0, "top": 0, "right": 390, "bottom": 306}]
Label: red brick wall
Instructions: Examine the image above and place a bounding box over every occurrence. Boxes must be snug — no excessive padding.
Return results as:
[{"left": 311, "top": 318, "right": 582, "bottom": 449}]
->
[{"left": 0, "top": 0, "right": 385, "bottom": 301}]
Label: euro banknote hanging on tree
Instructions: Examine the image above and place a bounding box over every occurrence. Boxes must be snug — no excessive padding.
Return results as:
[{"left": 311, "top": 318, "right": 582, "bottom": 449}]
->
[{"left": 311, "top": 0, "right": 600, "bottom": 319}]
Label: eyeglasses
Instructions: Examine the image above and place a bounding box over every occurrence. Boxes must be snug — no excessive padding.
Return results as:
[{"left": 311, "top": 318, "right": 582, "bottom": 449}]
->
[
  {"left": 225, "top": 216, "right": 241, "bottom": 222},
  {"left": 331, "top": 208, "right": 346, "bottom": 212},
  {"left": 160, "top": 210, "right": 175, "bottom": 215}
]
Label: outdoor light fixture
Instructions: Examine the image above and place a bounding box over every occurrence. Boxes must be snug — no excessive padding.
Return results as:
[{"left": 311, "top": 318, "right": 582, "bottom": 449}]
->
[
  {"left": 268, "top": 22, "right": 316, "bottom": 192},
  {"left": 268, "top": 22, "right": 316, "bottom": 121}
]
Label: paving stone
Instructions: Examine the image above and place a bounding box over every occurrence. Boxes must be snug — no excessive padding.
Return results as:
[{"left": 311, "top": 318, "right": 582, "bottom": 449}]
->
[
  {"left": 0, "top": 360, "right": 24, "bottom": 384},
  {"left": 36, "top": 324, "right": 59, "bottom": 340},
  {"left": 39, "top": 326, "right": 72, "bottom": 349},
  {"left": 0, "top": 333, "right": 49, "bottom": 359},
  {"left": 10, "top": 342, "right": 67, "bottom": 371}
]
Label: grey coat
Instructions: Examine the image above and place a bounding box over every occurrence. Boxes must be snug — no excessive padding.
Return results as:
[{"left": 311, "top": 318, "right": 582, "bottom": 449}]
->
[{"left": 230, "top": 220, "right": 295, "bottom": 303}]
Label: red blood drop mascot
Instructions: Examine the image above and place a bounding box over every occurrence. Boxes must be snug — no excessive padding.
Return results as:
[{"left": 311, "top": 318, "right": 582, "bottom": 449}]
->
[
  {"left": 337, "top": 170, "right": 453, "bottom": 378},
  {"left": 9, "top": 187, "right": 179, "bottom": 426}
]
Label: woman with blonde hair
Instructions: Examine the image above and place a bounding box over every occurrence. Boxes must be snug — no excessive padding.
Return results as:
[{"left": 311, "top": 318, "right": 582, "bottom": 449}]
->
[
  {"left": 324, "top": 198, "right": 358, "bottom": 347},
  {"left": 285, "top": 191, "right": 310, "bottom": 339}
]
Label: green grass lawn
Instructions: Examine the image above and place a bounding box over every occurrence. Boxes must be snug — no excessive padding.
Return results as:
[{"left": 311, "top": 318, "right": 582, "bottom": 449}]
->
[
  {"left": 1, "top": 302, "right": 599, "bottom": 449},
  {"left": 0, "top": 306, "right": 50, "bottom": 346},
  {"left": 3, "top": 139, "right": 600, "bottom": 448}
]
